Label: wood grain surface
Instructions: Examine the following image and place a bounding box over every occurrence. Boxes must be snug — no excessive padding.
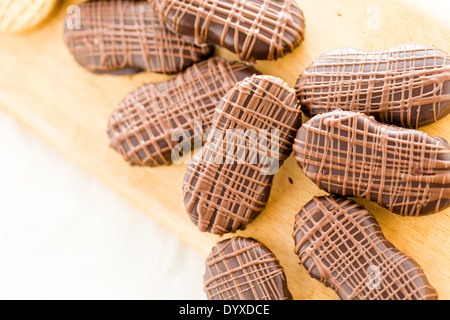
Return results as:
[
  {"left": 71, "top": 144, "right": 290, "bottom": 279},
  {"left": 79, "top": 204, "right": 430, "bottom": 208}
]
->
[{"left": 0, "top": 0, "right": 448, "bottom": 300}]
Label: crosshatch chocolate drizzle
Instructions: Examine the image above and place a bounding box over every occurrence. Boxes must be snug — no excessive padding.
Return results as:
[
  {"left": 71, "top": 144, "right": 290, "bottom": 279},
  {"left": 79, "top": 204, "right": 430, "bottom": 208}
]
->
[
  {"left": 204, "top": 237, "right": 292, "bottom": 300},
  {"left": 293, "top": 195, "right": 438, "bottom": 300},
  {"left": 158, "top": 0, "right": 306, "bottom": 61},
  {"left": 183, "top": 75, "right": 302, "bottom": 235},
  {"left": 296, "top": 43, "right": 450, "bottom": 128},
  {"left": 293, "top": 109, "right": 450, "bottom": 216},
  {"left": 63, "top": 0, "right": 213, "bottom": 74},
  {"left": 107, "top": 57, "right": 258, "bottom": 167}
]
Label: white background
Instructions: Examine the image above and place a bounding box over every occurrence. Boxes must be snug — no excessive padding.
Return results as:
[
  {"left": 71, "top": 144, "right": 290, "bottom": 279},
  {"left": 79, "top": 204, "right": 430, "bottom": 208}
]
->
[{"left": 0, "top": 109, "right": 206, "bottom": 300}]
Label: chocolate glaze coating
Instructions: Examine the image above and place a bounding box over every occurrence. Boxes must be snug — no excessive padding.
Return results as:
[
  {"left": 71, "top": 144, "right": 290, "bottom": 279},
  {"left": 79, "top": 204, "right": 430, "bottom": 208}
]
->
[
  {"left": 183, "top": 75, "right": 302, "bottom": 235},
  {"left": 107, "top": 57, "right": 258, "bottom": 167},
  {"left": 204, "top": 237, "right": 292, "bottom": 300},
  {"left": 295, "top": 44, "right": 450, "bottom": 128},
  {"left": 158, "top": 0, "right": 306, "bottom": 61},
  {"left": 63, "top": 0, "right": 213, "bottom": 74},
  {"left": 293, "top": 109, "right": 450, "bottom": 216},
  {"left": 293, "top": 195, "right": 438, "bottom": 300}
]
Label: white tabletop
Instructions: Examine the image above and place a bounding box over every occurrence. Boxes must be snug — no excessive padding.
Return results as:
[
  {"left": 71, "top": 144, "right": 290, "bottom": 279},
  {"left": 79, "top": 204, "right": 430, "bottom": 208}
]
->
[{"left": 0, "top": 109, "right": 206, "bottom": 300}]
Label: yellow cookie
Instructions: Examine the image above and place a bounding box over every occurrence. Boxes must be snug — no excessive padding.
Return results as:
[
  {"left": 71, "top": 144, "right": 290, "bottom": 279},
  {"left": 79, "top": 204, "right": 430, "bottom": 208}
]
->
[{"left": 0, "top": 0, "right": 60, "bottom": 33}]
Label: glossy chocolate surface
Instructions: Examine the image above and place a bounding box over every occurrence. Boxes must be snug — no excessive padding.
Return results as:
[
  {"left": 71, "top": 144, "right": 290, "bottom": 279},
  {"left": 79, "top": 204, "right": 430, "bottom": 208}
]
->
[
  {"left": 159, "top": 0, "right": 305, "bottom": 61},
  {"left": 296, "top": 44, "right": 450, "bottom": 128},
  {"left": 293, "top": 195, "right": 438, "bottom": 300},
  {"left": 293, "top": 109, "right": 450, "bottom": 216},
  {"left": 64, "top": 0, "right": 213, "bottom": 74},
  {"left": 204, "top": 237, "right": 292, "bottom": 300},
  {"left": 183, "top": 75, "right": 302, "bottom": 234},
  {"left": 107, "top": 57, "right": 258, "bottom": 166}
]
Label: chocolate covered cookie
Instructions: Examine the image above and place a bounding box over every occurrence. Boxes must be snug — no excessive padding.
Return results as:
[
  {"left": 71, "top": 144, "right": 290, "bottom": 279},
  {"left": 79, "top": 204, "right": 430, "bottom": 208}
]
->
[
  {"left": 107, "top": 57, "right": 258, "bottom": 166},
  {"left": 158, "top": 0, "right": 306, "bottom": 61},
  {"left": 296, "top": 44, "right": 450, "bottom": 128},
  {"left": 183, "top": 75, "right": 302, "bottom": 234},
  {"left": 204, "top": 237, "right": 292, "bottom": 300},
  {"left": 293, "top": 195, "right": 438, "bottom": 300},
  {"left": 293, "top": 109, "right": 450, "bottom": 216},
  {"left": 63, "top": 0, "right": 213, "bottom": 74}
]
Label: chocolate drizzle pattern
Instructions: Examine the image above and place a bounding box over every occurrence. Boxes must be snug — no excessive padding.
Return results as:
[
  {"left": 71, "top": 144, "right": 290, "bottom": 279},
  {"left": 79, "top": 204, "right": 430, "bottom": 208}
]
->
[
  {"left": 183, "top": 75, "right": 302, "bottom": 235},
  {"left": 293, "top": 195, "right": 438, "bottom": 300},
  {"left": 107, "top": 57, "right": 258, "bottom": 167},
  {"left": 295, "top": 44, "right": 450, "bottom": 128},
  {"left": 293, "top": 109, "right": 450, "bottom": 216},
  {"left": 63, "top": 0, "right": 213, "bottom": 74},
  {"left": 204, "top": 237, "right": 292, "bottom": 300},
  {"left": 158, "top": 0, "right": 306, "bottom": 61}
]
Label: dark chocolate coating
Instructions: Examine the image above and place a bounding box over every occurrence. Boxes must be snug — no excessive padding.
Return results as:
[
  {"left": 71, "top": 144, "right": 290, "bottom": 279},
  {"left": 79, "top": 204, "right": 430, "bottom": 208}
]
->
[
  {"left": 107, "top": 57, "right": 259, "bottom": 167},
  {"left": 204, "top": 237, "right": 292, "bottom": 300},
  {"left": 293, "top": 109, "right": 450, "bottom": 216},
  {"left": 158, "top": 0, "right": 306, "bottom": 61},
  {"left": 295, "top": 44, "right": 450, "bottom": 128},
  {"left": 293, "top": 195, "right": 438, "bottom": 300},
  {"left": 183, "top": 75, "right": 302, "bottom": 235},
  {"left": 63, "top": 0, "right": 213, "bottom": 74}
]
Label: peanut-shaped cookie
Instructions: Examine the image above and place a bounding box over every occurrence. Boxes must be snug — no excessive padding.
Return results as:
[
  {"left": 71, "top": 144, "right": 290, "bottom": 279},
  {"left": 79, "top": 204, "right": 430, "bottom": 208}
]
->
[
  {"left": 293, "top": 195, "right": 438, "bottom": 300},
  {"left": 107, "top": 57, "right": 258, "bottom": 167},
  {"left": 293, "top": 109, "right": 450, "bottom": 216},
  {"left": 204, "top": 237, "right": 292, "bottom": 300},
  {"left": 296, "top": 44, "right": 450, "bottom": 128},
  {"left": 0, "top": 0, "right": 60, "bottom": 33},
  {"left": 63, "top": 0, "right": 213, "bottom": 74},
  {"left": 183, "top": 75, "right": 302, "bottom": 234},
  {"left": 158, "top": 0, "right": 306, "bottom": 61}
]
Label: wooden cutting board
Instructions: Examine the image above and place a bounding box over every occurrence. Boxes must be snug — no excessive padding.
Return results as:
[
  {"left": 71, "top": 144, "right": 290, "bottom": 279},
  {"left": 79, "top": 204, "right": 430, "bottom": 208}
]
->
[{"left": 0, "top": 0, "right": 449, "bottom": 300}]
